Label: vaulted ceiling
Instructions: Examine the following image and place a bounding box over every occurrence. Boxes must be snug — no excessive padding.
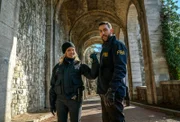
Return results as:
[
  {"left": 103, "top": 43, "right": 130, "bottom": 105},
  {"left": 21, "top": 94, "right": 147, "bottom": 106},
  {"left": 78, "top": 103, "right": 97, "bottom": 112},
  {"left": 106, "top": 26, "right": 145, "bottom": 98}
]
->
[{"left": 55, "top": 0, "right": 142, "bottom": 51}]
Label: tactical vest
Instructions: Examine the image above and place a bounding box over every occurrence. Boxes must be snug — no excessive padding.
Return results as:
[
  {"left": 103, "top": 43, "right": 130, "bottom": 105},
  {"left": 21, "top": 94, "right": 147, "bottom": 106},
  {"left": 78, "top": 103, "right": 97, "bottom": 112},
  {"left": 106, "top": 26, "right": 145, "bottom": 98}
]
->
[{"left": 53, "top": 61, "right": 84, "bottom": 99}]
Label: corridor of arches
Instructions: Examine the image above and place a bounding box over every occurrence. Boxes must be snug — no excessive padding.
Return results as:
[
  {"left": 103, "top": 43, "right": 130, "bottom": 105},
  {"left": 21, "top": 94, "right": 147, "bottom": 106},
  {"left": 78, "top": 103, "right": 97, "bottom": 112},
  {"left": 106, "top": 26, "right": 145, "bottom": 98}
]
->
[{"left": 0, "top": 0, "right": 178, "bottom": 121}]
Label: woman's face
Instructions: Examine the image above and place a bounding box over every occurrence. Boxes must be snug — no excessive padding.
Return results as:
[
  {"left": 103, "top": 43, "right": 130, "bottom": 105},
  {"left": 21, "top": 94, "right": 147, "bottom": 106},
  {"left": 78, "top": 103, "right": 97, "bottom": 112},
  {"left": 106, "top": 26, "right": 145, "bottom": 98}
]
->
[{"left": 65, "top": 47, "right": 76, "bottom": 58}]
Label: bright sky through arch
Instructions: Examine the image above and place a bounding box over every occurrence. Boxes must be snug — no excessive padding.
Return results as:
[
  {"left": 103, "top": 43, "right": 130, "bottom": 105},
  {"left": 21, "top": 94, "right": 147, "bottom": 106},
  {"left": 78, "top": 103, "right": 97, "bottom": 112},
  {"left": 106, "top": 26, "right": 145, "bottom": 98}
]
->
[{"left": 175, "top": 0, "right": 180, "bottom": 13}]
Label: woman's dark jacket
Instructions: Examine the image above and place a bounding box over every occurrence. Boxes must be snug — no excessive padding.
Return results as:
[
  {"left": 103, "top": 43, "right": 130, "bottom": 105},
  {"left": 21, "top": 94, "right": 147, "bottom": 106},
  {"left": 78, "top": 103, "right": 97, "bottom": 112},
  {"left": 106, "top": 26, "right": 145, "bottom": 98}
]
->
[{"left": 49, "top": 57, "right": 99, "bottom": 106}]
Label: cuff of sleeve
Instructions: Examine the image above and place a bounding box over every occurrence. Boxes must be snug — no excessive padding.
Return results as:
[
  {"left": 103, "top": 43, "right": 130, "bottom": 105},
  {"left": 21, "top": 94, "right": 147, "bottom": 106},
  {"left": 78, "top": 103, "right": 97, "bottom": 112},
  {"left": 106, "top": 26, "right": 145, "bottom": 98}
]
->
[{"left": 109, "top": 83, "right": 119, "bottom": 92}]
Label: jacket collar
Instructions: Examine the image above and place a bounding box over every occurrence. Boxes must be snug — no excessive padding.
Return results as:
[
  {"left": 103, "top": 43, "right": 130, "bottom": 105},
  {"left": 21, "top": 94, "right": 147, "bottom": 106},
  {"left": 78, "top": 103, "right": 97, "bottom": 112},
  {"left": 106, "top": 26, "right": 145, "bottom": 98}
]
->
[
  {"left": 63, "top": 57, "right": 80, "bottom": 65},
  {"left": 103, "top": 36, "right": 116, "bottom": 47}
]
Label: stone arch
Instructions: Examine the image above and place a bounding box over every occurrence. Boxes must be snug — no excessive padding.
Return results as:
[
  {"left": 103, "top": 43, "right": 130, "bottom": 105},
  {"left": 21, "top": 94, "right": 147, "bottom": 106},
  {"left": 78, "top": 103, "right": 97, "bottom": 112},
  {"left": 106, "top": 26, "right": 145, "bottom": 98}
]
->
[
  {"left": 69, "top": 10, "right": 123, "bottom": 46},
  {"left": 55, "top": 0, "right": 88, "bottom": 41},
  {"left": 81, "top": 41, "right": 102, "bottom": 98},
  {"left": 55, "top": 0, "right": 88, "bottom": 23},
  {"left": 127, "top": 4, "right": 145, "bottom": 100},
  {"left": 128, "top": 1, "right": 157, "bottom": 104}
]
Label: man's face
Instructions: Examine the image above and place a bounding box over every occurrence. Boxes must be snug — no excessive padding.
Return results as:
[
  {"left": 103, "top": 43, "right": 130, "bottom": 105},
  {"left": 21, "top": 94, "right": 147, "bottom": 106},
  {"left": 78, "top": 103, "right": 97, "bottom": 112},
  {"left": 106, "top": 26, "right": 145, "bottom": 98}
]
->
[
  {"left": 99, "top": 24, "right": 113, "bottom": 42},
  {"left": 65, "top": 47, "right": 76, "bottom": 59}
]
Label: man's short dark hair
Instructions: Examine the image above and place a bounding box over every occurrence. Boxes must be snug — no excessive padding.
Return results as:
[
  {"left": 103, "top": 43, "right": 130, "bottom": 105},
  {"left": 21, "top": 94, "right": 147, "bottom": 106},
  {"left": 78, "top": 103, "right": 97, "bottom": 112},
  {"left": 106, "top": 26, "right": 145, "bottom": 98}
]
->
[{"left": 99, "top": 21, "right": 112, "bottom": 29}]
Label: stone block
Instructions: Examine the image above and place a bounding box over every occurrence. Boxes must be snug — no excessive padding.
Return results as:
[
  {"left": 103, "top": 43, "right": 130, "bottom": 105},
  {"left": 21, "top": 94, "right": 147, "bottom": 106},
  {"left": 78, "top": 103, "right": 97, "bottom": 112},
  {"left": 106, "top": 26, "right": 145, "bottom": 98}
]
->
[
  {"left": 153, "top": 60, "right": 168, "bottom": 68},
  {"left": 160, "top": 81, "right": 180, "bottom": 107},
  {"left": 146, "top": 6, "right": 161, "bottom": 19},
  {"left": 0, "top": 0, "right": 16, "bottom": 28},
  {"left": 144, "top": 0, "right": 158, "bottom": 4},
  {"left": 131, "top": 62, "right": 141, "bottom": 68},
  {"left": 0, "top": 35, "right": 13, "bottom": 52},
  {"left": 130, "top": 50, "right": 140, "bottom": 56},
  {"left": 155, "top": 74, "right": 169, "bottom": 82},
  {"left": 148, "top": 26, "right": 161, "bottom": 35},
  {"left": 13, "top": 72, "right": 20, "bottom": 79},
  {"left": 136, "top": 86, "right": 147, "bottom": 102},
  {"left": 149, "top": 34, "right": 161, "bottom": 43},
  {"left": 133, "top": 82, "right": 143, "bottom": 88},
  {"left": 0, "top": 58, "right": 8, "bottom": 82},
  {"left": 131, "top": 58, "right": 141, "bottom": 63},
  {"left": 145, "top": 3, "right": 160, "bottom": 11},
  {"left": 0, "top": 22, "right": 14, "bottom": 40},
  {"left": 0, "top": 48, "right": 10, "bottom": 58}
]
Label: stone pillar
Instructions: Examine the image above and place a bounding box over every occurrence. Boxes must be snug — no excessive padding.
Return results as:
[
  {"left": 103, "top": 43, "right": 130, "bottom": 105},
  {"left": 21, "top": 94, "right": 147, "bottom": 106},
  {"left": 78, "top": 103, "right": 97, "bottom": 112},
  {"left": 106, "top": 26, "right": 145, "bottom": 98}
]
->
[
  {"left": 11, "top": 0, "right": 47, "bottom": 115},
  {"left": 127, "top": 5, "right": 144, "bottom": 99},
  {"left": 45, "top": 0, "right": 54, "bottom": 108},
  {"left": 0, "top": 0, "right": 2, "bottom": 12},
  {"left": 0, "top": 0, "right": 20, "bottom": 121},
  {"left": 144, "top": 0, "right": 169, "bottom": 103},
  {"left": 54, "top": 22, "right": 62, "bottom": 63}
]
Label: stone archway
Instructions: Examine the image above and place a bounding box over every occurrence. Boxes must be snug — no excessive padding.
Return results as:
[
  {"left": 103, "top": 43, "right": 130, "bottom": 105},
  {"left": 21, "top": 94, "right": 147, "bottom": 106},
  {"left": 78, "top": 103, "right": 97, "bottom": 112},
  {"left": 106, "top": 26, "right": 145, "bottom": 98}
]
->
[
  {"left": 54, "top": 0, "right": 169, "bottom": 105},
  {"left": 127, "top": 1, "right": 157, "bottom": 104},
  {"left": 0, "top": 0, "right": 172, "bottom": 121},
  {"left": 127, "top": 4, "right": 145, "bottom": 101}
]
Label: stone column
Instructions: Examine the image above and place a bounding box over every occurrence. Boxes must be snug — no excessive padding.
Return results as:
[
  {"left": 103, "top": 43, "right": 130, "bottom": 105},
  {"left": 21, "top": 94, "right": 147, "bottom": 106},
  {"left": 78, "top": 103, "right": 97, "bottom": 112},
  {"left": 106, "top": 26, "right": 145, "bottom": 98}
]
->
[
  {"left": 144, "top": 0, "right": 169, "bottom": 103},
  {"left": 45, "top": 0, "right": 54, "bottom": 108},
  {"left": 127, "top": 5, "right": 144, "bottom": 99},
  {"left": 0, "top": 0, "right": 20, "bottom": 121}
]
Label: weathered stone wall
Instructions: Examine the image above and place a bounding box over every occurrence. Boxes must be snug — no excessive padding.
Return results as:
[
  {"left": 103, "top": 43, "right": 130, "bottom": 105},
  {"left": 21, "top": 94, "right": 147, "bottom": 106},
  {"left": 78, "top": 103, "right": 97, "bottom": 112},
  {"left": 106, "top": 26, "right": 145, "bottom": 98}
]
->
[
  {"left": 144, "top": 0, "right": 169, "bottom": 103},
  {"left": 160, "top": 81, "right": 180, "bottom": 108},
  {"left": 144, "top": 0, "right": 169, "bottom": 85},
  {"left": 11, "top": 0, "right": 47, "bottom": 116},
  {"left": 54, "top": 22, "right": 64, "bottom": 64},
  {"left": 44, "top": 0, "right": 63, "bottom": 108},
  {"left": 0, "top": 0, "right": 2, "bottom": 12}
]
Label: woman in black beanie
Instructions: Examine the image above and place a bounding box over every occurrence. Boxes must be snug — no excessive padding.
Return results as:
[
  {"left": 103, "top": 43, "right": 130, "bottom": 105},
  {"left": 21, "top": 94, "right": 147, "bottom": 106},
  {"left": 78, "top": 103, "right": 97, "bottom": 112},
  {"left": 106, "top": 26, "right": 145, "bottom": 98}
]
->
[{"left": 49, "top": 41, "right": 99, "bottom": 122}]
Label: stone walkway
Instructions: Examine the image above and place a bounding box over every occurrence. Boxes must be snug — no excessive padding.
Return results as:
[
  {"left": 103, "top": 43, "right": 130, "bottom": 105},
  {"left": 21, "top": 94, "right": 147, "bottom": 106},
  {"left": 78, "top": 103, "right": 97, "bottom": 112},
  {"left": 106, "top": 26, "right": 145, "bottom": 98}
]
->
[{"left": 12, "top": 96, "right": 180, "bottom": 122}]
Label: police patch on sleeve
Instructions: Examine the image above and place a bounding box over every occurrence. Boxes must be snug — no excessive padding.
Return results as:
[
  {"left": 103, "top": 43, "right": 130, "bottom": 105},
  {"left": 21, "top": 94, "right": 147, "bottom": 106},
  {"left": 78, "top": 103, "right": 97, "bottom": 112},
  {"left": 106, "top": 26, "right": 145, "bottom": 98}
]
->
[{"left": 117, "top": 50, "right": 125, "bottom": 55}]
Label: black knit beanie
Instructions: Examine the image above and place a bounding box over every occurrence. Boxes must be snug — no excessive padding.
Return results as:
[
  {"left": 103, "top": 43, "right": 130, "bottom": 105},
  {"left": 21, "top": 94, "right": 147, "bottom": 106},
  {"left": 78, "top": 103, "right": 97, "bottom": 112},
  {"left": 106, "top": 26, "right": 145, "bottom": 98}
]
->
[{"left": 62, "top": 42, "right": 75, "bottom": 54}]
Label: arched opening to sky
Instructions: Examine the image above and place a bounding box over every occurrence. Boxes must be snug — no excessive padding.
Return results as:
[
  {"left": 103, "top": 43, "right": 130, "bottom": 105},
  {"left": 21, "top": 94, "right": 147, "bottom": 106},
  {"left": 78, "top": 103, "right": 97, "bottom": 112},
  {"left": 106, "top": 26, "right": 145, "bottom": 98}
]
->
[{"left": 175, "top": 0, "right": 180, "bottom": 13}]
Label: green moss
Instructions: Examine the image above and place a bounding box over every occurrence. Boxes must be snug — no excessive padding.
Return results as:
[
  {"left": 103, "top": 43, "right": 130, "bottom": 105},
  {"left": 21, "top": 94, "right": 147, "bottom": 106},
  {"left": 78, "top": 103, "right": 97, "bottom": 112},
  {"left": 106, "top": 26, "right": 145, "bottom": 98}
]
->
[{"left": 161, "top": 0, "right": 180, "bottom": 80}]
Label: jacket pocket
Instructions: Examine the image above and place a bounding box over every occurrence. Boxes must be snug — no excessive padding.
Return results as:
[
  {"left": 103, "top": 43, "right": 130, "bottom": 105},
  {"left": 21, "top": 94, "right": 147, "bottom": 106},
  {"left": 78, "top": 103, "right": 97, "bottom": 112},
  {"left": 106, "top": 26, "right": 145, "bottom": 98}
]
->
[
  {"left": 54, "top": 85, "right": 62, "bottom": 95},
  {"left": 55, "top": 79, "right": 61, "bottom": 86}
]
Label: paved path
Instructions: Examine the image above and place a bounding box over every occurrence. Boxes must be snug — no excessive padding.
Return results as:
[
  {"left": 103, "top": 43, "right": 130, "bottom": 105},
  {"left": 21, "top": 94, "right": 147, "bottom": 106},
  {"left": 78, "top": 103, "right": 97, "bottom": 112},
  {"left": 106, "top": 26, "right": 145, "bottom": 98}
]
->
[{"left": 42, "top": 97, "right": 180, "bottom": 122}]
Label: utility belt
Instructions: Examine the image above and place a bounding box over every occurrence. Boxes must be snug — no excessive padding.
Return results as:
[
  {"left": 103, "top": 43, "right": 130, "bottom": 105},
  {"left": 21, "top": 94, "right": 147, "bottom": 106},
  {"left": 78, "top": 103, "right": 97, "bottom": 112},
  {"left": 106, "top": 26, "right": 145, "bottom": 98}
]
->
[
  {"left": 76, "top": 86, "right": 85, "bottom": 101},
  {"left": 70, "top": 86, "right": 85, "bottom": 102},
  {"left": 54, "top": 85, "right": 84, "bottom": 101}
]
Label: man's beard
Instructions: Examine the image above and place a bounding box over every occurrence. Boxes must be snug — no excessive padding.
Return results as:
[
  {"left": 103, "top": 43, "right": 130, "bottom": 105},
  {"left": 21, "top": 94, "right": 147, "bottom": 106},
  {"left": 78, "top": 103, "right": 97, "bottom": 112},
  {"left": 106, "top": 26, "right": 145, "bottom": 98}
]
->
[{"left": 102, "top": 35, "right": 110, "bottom": 42}]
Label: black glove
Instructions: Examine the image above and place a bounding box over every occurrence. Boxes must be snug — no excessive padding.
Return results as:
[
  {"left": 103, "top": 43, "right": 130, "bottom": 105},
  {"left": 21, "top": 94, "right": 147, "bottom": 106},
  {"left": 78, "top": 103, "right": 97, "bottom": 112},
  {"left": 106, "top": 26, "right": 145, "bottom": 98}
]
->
[
  {"left": 104, "top": 88, "right": 116, "bottom": 106},
  {"left": 90, "top": 53, "right": 98, "bottom": 62},
  {"left": 50, "top": 105, "right": 56, "bottom": 116}
]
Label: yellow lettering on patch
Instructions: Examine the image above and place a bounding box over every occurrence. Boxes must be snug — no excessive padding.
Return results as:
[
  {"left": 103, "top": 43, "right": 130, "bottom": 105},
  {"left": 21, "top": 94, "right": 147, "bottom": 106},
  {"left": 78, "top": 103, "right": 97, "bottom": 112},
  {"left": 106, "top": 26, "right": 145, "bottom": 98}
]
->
[
  {"left": 103, "top": 52, "right": 108, "bottom": 57},
  {"left": 117, "top": 50, "right": 125, "bottom": 55}
]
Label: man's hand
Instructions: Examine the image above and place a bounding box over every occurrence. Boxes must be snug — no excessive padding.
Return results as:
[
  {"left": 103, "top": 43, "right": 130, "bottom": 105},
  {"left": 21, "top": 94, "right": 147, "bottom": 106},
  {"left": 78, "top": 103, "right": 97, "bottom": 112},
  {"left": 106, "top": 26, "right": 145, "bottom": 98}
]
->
[
  {"left": 50, "top": 106, "right": 56, "bottom": 116},
  {"left": 90, "top": 53, "right": 98, "bottom": 62},
  {"left": 104, "top": 88, "right": 115, "bottom": 106}
]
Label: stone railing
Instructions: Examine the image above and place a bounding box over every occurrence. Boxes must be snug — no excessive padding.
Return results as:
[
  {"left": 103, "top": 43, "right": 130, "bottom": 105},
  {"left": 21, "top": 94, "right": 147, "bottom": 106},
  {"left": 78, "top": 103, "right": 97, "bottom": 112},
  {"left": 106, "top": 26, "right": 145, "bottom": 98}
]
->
[
  {"left": 136, "top": 86, "right": 147, "bottom": 102},
  {"left": 134, "top": 81, "right": 180, "bottom": 109},
  {"left": 160, "top": 80, "right": 180, "bottom": 107}
]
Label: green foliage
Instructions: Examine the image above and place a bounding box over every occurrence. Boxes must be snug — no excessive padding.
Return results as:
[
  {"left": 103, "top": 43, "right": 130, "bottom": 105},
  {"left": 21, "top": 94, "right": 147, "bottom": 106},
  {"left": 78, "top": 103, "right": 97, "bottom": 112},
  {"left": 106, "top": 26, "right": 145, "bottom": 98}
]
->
[{"left": 161, "top": 0, "right": 180, "bottom": 79}]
